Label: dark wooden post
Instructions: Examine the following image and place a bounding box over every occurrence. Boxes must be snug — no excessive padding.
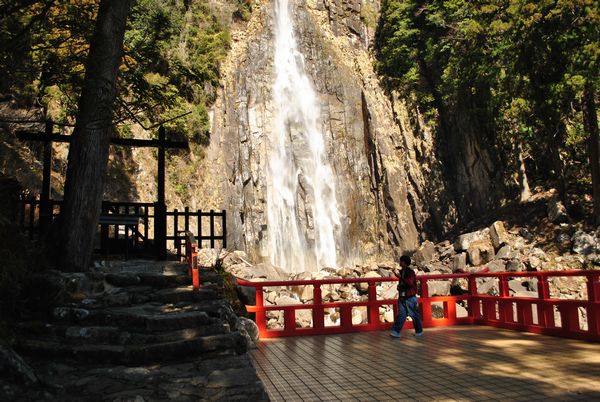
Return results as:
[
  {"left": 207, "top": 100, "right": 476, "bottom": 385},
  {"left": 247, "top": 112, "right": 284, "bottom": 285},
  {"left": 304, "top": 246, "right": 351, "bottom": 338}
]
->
[
  {"left": 39, "top": 120, "right": 54, "bottom": 234},
  {"left": 16, "top": 122, "right": 187, "bottom": 260},
  {"left": 222, "top": 211, "right": 227, "bottom": 249},
  {"left": 155, "top": 125, "right": 167, "bottom": 260},
  {"left": 209, "top": 209, "right": 215, "bottom": 248}
]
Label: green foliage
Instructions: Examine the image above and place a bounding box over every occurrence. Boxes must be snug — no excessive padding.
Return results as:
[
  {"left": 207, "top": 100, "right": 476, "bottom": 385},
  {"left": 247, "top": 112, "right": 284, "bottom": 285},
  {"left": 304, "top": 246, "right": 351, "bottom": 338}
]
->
[
  {"left": 233, "top": 0, "right": 253, "bottom": 22},
  {"left": 119, "top": 0, "right": 230, "bottom": 142},
  {"left": 375, "top": 0, "right": 600, "bottom": 189},
  {"left": 1, "top": 0, "right": 236, "bottom": 144},
  {"left": 360, "top": 2, "right": 378, "bottom": 29},
  {"left": 162, "top": 102, "right": 211, "bottom": 144}
]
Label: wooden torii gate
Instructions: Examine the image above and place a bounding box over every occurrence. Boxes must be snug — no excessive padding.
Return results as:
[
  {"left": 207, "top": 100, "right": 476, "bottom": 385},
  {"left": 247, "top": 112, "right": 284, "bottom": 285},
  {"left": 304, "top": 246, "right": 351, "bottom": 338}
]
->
[{"left": 16, "top": 120, "right": 188, "bottom": 260}]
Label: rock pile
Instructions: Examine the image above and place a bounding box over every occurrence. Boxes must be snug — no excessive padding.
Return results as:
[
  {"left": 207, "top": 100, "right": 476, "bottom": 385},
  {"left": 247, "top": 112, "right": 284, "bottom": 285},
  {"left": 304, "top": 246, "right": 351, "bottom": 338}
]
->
[{"left": 210, "top": 221, "right": 599, "bottom": 330}]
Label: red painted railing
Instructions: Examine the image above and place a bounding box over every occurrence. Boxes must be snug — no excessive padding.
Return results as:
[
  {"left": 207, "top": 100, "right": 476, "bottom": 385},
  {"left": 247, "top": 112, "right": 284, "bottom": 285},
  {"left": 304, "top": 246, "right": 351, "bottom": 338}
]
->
[
  {"left": 237, "top": 270, "right": 600, "bottom": 341},
  {"left": 184, "top": 232, "right": 200, "bottom": 290}
]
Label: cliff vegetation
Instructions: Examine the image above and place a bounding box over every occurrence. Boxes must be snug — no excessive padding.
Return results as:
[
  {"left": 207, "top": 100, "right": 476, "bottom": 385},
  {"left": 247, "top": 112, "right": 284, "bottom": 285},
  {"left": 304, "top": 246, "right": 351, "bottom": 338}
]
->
[{"left": 375, "top": 0, "right": 599, "bottom": 221}]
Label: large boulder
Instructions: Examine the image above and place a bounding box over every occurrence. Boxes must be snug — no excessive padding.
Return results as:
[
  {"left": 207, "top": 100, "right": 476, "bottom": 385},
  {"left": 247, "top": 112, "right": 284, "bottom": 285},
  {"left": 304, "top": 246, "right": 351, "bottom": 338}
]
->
[
  {"left": 413, "top": 241, "right": 436, "bottom": 266},
  {"left": 295, "top": 309, "right": 313, "bottom": 328},
  {"left": 382, "top": 309, "right": 395, "bottom": 323},
  {"left": 357, "top": 271, "right": 381, "bottom": 292},
  {"left": 509, "top": 279, "right": 527, "bottom": 293},
  {"left": 423, "top": 263, "right": 452, "bottom": 274},
  {"left": 467, "top": 239, "right": 495, "bottom": 266},
  {"left": 454, "top": 229, "right": 490, "bottom": 251},
  {"left": 456, "top": 303, "right": 469, "bottom": 318},
  {"left": 489, "top": 221, "right": 510, "bottom": 249},
  {"left": 237, "top": 316, "right": 260, "bottom": 347},
  {"left": 513, "top": 290, "right": 539, "bottom": 298},
  {"left": 495, "top": 245, "right": 515, "bottom": 260},
  {"left": 427, "top": 281, "right": 451, "bottom": 297},
  {"left": 198, "top": 249, "right": 220, "bottom": 267},
  {"left": 274, "top": 295, "right": 300, "bottom": 306},
  {"left": 378, "top": 282, "right": 398, "bottom": 300},
  {"left": 337, "top": 267, "right": 356, "bottom": 278},
  {"left": 477, "top": 279, "right": 498, "bottom": 296},
  {"left": 252, "top": 263, "right": 288, "bottom": 280},
  {"left": 556, "top": 232, "right": 572, "bottom": 252},
  {"left": 486, "top": 260, "right": 506, "bottom": 272},
  {"left": 572, "top": 231, "right": 597, "bottom": 256},
  {"left": 452, "top": 253, "right": 467, "bottom": 272},
  {"left": 547, "top": 196, "right": 569, "bottom": 223},
  {"left": 352, "top": 308, "right": 367, "bottom": 325},
  {"left": 506, "top": 259, "right": 523, "bottom": 272}
]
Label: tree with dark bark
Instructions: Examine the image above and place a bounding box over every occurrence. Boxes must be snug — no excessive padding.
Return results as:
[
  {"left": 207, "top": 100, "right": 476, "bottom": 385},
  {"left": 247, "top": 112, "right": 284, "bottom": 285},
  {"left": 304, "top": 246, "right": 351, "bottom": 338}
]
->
[
  {"left": 58, "top": 0, "right": 132, "bottom": 271},
  {"left": 584, "top": 83, "right": 600, "bottom": 224}
]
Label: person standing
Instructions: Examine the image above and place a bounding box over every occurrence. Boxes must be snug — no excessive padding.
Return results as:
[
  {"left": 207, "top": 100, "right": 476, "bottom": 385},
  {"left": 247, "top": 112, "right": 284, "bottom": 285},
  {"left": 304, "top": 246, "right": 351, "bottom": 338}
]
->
[{"left": 390, "top": 255, "right": 423, "bottom": 338}]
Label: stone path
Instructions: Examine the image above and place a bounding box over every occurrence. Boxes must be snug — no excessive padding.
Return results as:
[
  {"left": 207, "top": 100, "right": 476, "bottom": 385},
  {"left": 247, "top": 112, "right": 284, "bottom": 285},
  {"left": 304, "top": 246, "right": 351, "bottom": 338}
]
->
[
  {"left": 251, "top": 326, "right": 600, "bottom": 401},
  {"left": 2, "top": 260, "right": 267, "bottom": 401}
]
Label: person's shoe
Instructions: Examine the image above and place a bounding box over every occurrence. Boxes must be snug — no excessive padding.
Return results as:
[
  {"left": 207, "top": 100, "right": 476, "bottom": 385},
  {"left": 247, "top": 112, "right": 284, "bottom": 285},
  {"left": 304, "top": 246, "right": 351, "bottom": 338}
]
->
[
  {"left": 390, "top": 330, "right": 401, "bottom": 338},
  {"left": 413, "top": 331, "right": 423, "bottom": 337}
]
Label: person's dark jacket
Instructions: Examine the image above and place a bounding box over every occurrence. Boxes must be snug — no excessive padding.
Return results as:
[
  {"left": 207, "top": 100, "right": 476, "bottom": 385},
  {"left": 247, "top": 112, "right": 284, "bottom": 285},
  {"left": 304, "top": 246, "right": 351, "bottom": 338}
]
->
[{"left": 397, "top": 267, "right": 418, "bottom": 298}]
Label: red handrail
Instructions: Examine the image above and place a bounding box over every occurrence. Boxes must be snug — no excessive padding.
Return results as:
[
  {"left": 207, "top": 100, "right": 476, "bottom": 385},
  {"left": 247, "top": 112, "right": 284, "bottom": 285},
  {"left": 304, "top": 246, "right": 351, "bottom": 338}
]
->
[
  {"left": 237, "top": 270, "right": 600, "bottom": 341},
  {"left": 184, "top": 232, "right": 199, "bottom": 290}
]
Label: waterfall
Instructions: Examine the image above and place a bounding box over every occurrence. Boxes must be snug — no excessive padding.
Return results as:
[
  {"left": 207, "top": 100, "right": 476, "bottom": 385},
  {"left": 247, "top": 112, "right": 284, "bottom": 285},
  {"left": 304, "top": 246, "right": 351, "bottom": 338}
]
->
[{"left": 267, "top": 0, "right": 343, "bottom": 273}]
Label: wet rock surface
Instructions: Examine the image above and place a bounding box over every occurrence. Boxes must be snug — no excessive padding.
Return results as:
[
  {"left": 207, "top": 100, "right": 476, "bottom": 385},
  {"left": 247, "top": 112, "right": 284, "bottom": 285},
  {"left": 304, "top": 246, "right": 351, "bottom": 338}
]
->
[{"left": 1, "top": 260, "right": 267, "bottom": 401}]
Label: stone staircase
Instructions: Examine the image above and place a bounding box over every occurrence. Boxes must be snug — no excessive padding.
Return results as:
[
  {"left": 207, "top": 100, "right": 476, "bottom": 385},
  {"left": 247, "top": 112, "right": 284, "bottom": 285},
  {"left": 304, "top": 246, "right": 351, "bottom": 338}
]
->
[{"left": 7, "top": 261, "right": 268, "bottom": 401}]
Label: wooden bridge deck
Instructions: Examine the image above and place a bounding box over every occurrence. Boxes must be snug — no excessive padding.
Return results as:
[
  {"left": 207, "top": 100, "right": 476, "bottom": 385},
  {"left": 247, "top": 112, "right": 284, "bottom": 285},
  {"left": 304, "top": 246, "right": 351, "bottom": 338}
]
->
[{"left": 249, "top": 326, "right": 600, "bottom": 402}]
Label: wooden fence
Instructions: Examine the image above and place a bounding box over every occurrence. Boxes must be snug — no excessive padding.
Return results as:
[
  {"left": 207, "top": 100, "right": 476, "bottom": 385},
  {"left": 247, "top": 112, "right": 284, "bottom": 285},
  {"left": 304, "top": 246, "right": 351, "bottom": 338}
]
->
[{"left": 18, "top": 196, "right": 226, "bottom": 259}]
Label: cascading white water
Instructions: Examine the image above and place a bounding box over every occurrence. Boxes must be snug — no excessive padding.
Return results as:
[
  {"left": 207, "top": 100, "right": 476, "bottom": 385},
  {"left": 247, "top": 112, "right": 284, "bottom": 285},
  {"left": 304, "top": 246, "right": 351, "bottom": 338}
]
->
[{"left": 267, "top": 0, "right": 343, "bottom": 273}]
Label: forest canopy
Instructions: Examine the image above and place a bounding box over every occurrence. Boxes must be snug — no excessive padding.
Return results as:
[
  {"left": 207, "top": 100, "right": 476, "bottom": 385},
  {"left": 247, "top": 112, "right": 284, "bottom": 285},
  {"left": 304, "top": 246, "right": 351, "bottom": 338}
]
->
[
  {"left": 0, "top": 0, "right": 249, "bottom": 143},
  {"left": 375, "top": 0, "right": 599, "bottom": 213}
]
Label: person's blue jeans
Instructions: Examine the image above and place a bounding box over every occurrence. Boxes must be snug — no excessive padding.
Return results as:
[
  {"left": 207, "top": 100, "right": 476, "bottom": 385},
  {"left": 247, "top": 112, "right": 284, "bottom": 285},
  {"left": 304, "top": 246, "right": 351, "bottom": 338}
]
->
[{"left": 391, "top": 296, "right": 423, "bottom": 334}]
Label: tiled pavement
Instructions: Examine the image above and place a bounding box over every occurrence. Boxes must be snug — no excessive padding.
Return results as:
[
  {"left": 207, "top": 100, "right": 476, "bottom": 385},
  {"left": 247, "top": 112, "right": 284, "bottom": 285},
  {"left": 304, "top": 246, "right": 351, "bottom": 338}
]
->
[{"left": 249, "top": 326, "right": 600, "bottom": 402}]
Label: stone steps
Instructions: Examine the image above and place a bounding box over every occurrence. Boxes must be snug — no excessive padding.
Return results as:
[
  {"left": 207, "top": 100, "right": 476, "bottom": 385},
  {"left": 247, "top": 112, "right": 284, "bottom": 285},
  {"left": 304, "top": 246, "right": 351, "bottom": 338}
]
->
[
  {"left": 104, "top": 271, "right": 223, "bottom": 289},
  {"left": 15, "top": 321, "right": 230, "bottom": 345},
  {"left": 14, "top": 265, "right": 245, "bottom": 366},
  {"left": 17, "top": 332, "right": 246, "bottom": 365},
  {"left": 82, "top": 285, "right": 220, "bottom": 308},
  {"left": 51, "top": 299, "right": 230, "bottom": 328},
  {"left": 5, "top": 262, "right": 267, "bottom": 400}
]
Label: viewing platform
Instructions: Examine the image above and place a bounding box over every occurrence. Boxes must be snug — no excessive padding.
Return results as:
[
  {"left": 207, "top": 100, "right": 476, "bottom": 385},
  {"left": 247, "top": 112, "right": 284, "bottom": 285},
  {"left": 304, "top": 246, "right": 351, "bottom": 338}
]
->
[{"left": 251, "top": 326, "right": 600, "bottom": 401}]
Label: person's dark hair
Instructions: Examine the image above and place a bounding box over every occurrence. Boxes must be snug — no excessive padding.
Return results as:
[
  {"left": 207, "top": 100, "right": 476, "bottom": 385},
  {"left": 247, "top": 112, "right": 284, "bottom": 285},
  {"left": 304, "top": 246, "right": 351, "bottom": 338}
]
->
[{"left": 399, "top": 255, "right": 411, "bottom": 266}]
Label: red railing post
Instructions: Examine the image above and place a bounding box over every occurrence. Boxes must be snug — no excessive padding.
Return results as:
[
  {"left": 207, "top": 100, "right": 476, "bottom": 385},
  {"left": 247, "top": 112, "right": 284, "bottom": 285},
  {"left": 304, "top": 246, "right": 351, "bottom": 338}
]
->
[
  {"left": 586, "top": 271, "right": 600, "bottom": 338},
  {"left": 191, "top": 247, "right": 199, "bottom": 290},
  {"left": 184, "top": 232, "right": 200, "bottom": 290},
  {"left": 254, "top": 285, "right": 267, "bottom": 338},
  {"left": 537, "top": 273, "right": 552, "bottom": 328},
  {"left": 284, "top": 307, "right": 296, "bottom": 333},
  {"left": 368, "top": 281, "right": 379, "bottom": 327},
  {"left": 468, "top": 275, "right": 479, "bottom": 320},
  {"left": 419, "top": 278, "right": 432, "bottom": 327},
  {"left": 498, "top": 274, "right": 510, "bottom": 323},
  {"left": 313, "top": 284, "right": 324, "bottom": 331},
  {"left": 340, "top": 305, "right": 353, "bottom": 330},
  {"left": 185, "top": 235, "right": 192, "bottom": 276}
]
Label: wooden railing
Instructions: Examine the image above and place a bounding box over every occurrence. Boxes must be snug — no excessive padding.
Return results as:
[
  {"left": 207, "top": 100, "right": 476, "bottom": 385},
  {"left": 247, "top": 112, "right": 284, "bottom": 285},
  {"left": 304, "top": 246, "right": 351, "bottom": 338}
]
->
[
  {"left": 237, "top": 270, "right": 600, "bottom": 342},
  {"left": 18, "top": 196, "right": 226, "bottom": 259},
  {"left": 167, "top": 208, "right": 227, "bottom": 258}
]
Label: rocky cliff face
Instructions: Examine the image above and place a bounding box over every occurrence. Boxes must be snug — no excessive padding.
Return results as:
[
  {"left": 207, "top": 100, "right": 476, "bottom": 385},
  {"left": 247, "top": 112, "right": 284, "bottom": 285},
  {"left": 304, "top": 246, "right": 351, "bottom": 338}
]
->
[{"left": 201, "top": 0, "right": 484, "bottom": 267}]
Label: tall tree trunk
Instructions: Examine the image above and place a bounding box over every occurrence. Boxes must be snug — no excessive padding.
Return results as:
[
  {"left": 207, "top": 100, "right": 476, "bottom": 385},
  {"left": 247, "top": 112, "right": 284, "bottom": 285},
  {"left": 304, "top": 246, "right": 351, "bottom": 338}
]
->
[
  {"left": 516, "top": 140, "right": 531, "bottom": 202},
  {"left": 58, "top": 0, "right": 132, "bottom": 271},
  {"left": 584, "top": 82, "right": 600, "bottom": 224}
]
